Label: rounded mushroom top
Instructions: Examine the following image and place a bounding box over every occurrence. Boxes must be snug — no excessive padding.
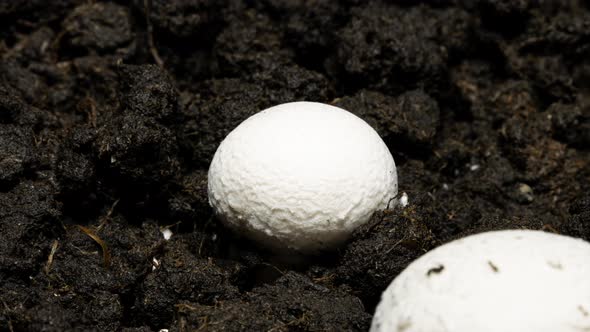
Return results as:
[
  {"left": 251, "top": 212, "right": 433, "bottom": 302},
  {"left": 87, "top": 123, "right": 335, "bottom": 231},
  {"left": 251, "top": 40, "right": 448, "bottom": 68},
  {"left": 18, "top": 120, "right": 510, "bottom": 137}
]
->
[
  {"left": 207, "top": 101, "right": 397, "bottom": 253},
  {"left": 371, "top": 230, "right": 590, "bottom": 332}
]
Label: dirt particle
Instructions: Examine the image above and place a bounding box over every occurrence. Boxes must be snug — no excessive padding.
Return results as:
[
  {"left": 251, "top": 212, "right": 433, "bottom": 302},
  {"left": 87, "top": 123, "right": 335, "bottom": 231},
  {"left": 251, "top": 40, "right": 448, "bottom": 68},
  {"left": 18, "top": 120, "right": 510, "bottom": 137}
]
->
[
  {"left": 398, "top": 319, "right": 412, "bottom": 331},
  {"left": 548, "top": 261, "right": 564, "bottom": 270},
  {"left": 516, "top": 183, "right": 534, "bottom": 203},
  {"left": 427, "top": 264, "right": 445, "bottom": 277},
  {"left": 488, "top": 261, "right": 499, "bottom": 273}
]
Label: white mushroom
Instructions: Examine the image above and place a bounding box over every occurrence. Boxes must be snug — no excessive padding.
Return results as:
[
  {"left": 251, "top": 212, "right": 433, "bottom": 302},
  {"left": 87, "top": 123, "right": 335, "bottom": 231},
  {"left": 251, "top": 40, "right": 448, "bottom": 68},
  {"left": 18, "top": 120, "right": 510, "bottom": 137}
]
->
[
  {"left": 371, "top": 230, "right": 590, "bottom": 332},
  {"left": 207, "top": 101, "right": 397, "bottom": 253}
]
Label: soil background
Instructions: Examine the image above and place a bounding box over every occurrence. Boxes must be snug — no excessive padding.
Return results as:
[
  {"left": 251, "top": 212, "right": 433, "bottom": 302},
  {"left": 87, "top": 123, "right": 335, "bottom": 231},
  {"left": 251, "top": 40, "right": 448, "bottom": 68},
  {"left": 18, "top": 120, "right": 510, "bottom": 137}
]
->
[{"left": 1, "top": 0, "right": 590, "bottom": 331}]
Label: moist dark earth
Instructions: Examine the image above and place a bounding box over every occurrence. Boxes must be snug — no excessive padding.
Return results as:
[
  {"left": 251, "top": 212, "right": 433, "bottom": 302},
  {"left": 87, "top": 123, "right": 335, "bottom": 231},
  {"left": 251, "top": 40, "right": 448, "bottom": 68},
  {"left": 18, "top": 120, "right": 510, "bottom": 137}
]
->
[{"left": 1, "top": 0, "right": 590, "bottom": 331}]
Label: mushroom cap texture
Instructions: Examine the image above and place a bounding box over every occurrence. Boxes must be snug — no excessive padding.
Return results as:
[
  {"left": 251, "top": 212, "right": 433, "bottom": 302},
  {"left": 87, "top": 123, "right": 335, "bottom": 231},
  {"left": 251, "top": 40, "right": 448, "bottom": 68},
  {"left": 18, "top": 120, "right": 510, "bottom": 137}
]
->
[
  {"left": 207, "top": 101, "right": 397, "bottom": 252},
  {"left": 371, "top": 230, "right": 590, "bottom": 332}
]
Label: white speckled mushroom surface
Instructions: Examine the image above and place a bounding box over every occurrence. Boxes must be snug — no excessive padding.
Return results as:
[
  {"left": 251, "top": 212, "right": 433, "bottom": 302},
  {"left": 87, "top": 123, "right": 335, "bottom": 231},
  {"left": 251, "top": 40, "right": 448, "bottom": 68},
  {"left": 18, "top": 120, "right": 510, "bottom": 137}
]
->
[
  {"left": 371, "top": 230, "right": 590, "bottom": 332},
  {"left": 207, "top": 101, "right": 397, "bottom": 253}
]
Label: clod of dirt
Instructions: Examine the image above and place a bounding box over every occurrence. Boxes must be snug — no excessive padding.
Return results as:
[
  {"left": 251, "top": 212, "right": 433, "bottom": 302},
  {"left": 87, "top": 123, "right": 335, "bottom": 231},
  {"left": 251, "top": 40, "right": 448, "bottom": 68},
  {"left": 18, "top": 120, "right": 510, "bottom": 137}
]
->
[
  {"left": 94, "top": 64, "right": 181, "bottom": 189},
  {"left": 547, "top": 101, "right": 590, "bottom": 148},
  {"left": 0, "top": 82, "right": 41, "bottom": 127},
  {"left": 56, "top": 131, "right": 93, "bottom": 181},
  {"left": 0, "top": 125, "right": 36, "bottom": 187},
  {"left": 118, "top": 65, "right": 179, "bottom": 122},
  {"left": 336, "top": 195, "right": 438, "bottom": 310},
  {"left": 62, "top": 3, "right": 133, "bottom": 55},
  {"left": 167, "top": 170, "right": 211, "bottom": 223},
  {"left": 335, "top": 89, "right": 440, "bottom": 153},
  {"left": 148, "top": 0, "right": 229, "bottom": 38},
  {"left": 0, "top": 0, "right": 84, "bottom": 25},
  {"left": 215, "top": 9, "right": 291, "bottom": 76},
  {"left": 562, "top": 197, "right": 590, "bottom": 239},
  {"left": 0, "top": 180, "right": 61, "bottom": 277},
  {"left": 173, "top": 272, "right": 371, "bottom": 331},
  {"left": 333, "top": 4, "right": 474, "bottom": 94},
  {"left": 132, "top": 236, "right": 240, "bottom": 329},
  {"left": 501, "top": 113, "right": 566, "bottom": 181}
]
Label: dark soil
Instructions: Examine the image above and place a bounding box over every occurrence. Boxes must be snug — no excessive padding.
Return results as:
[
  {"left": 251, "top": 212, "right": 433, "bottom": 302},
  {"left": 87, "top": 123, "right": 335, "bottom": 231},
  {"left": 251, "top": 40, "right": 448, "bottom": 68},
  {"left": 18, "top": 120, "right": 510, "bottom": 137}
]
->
[{"left": 1, "top": 1, "right": 589, "bottom": 331}]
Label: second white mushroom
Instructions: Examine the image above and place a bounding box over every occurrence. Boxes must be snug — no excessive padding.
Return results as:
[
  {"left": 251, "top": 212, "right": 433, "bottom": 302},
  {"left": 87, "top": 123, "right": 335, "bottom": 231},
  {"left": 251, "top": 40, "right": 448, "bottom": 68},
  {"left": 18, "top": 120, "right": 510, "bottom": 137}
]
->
[{"left": 371, "top": 230, "right": 590, "bottom": 332}]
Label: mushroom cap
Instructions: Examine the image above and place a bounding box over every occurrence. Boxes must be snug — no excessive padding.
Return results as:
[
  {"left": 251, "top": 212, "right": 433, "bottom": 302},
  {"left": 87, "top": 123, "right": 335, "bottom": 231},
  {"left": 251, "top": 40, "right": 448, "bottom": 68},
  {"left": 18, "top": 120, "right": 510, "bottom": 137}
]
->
[
  {"left": 371, "top": 230, "right": 590, "bottom": 332},
  {"left": 208, "top": 101, "right": 397, "bottom": 252}
]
